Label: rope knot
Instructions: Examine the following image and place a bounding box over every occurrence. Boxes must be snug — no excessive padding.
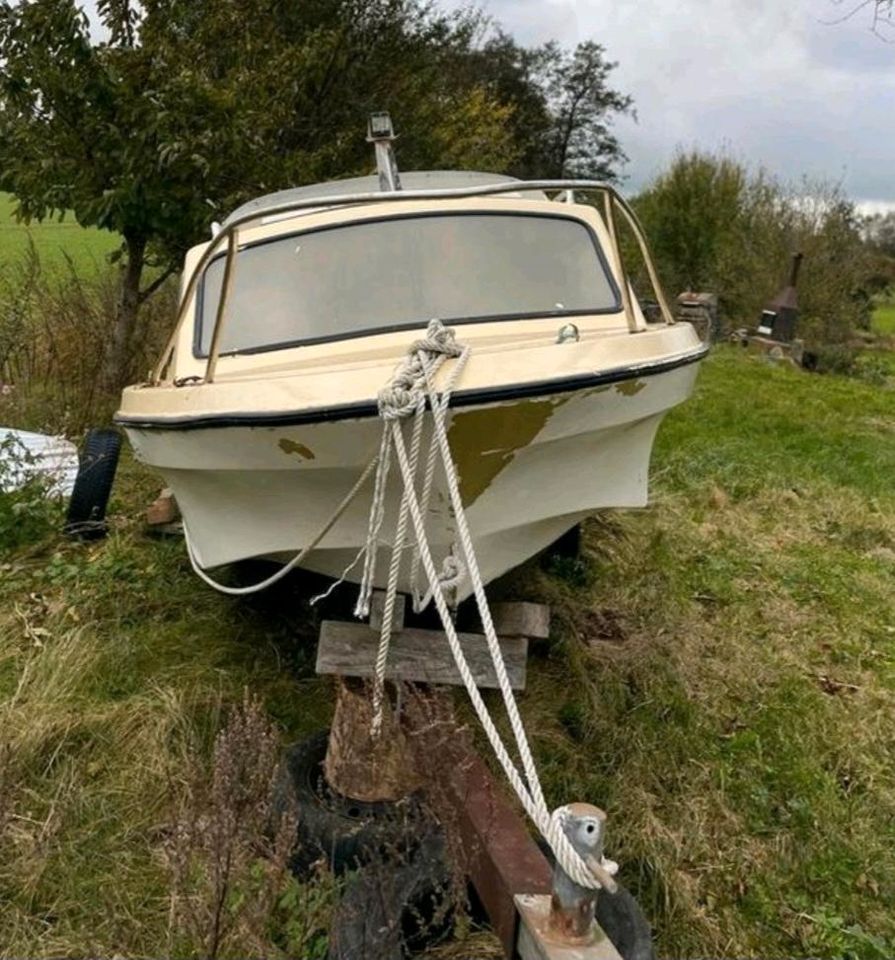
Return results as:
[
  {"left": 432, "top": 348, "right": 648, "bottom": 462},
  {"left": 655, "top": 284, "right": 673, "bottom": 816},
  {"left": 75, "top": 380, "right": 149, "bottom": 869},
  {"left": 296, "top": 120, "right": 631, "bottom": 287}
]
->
[
  {"left": 378, "top": 320, "right": 461, "bottom": 421},
  {"left": 410, "top": 319, "right": 462, "bottom": 359}
]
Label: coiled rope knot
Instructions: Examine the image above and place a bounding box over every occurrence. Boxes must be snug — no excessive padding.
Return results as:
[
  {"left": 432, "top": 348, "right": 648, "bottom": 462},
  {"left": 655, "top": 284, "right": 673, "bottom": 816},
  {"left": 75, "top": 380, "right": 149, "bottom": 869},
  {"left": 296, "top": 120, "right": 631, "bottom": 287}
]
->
[
  {"left": 436, "top": 552, "right": 464, "bottom": 592},
  {"left": 378, "top": 319, "right": 463, "bottom": 421}
]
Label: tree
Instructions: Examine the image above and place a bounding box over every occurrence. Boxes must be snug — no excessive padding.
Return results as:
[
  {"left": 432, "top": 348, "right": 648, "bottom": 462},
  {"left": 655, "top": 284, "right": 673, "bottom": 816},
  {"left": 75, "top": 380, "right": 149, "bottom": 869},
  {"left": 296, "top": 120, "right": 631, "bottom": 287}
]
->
[
  {"left": 0, "top": 1, "right": 634, "bottom": 389},
  {"left": 825, "top": 0, "right": 894, "bottom": 39},
  {"left": 535, "top": 40, "right": 634, "bottom": 180},
  {"left": 635, "top": 151, "right": 748, "bottom": 294},
  {"left": 0, "top": 0, "right": 520, "bottom": 389},
  {"left": 464, "top": 33, "right": 633, "bottom": 181},
  {"left": 864, "top": 212, "right": 895, "bottom": 257}
]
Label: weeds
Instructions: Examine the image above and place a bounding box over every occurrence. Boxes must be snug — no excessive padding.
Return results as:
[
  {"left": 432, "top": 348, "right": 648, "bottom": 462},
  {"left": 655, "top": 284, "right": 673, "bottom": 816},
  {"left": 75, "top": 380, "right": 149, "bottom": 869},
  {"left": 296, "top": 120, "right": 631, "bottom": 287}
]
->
[
  {"left": 165, "top": 691, "right": 332, "bottom": 959},
  {"left": 0, "top": 243, "right": 175, "bottom": 433},
  {"left": 0, "top": 434, "right": 63, "bottom": 549}
]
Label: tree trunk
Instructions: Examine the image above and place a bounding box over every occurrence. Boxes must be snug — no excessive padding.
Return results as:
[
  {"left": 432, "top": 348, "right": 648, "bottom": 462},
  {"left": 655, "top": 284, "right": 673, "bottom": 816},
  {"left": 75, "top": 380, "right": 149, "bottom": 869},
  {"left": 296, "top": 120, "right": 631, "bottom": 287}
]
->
[{"left": 101, "top": 234, "right": 146, "bottom": 394}]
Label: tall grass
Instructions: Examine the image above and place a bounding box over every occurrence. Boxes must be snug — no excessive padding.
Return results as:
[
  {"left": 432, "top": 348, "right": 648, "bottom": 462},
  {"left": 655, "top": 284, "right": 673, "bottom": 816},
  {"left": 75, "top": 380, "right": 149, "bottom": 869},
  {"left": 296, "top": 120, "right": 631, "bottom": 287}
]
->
[{"left": 0, "top": 244, "right": 176, "bottom": 434}]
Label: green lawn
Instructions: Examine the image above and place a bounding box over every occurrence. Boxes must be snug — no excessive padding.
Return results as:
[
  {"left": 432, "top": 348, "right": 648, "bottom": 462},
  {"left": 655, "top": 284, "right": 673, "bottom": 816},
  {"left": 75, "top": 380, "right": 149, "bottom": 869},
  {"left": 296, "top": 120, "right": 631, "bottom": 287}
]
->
[
  {"left": 0, "top": 349, "right": 893, "bottom": 958},
  {"left": 873, "top": 299, "right": 895, "bottom": 337},
  {"left": 0, "top": 192, "right": 119, "bottom": 274}
]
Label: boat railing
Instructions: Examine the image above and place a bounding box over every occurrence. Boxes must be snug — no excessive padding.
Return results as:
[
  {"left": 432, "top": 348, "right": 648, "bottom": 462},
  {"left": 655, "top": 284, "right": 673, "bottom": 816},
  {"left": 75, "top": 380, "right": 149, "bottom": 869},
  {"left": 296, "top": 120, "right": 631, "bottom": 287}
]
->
[{"left": 152, "top": 180, "right": 676, "bottom": 385}]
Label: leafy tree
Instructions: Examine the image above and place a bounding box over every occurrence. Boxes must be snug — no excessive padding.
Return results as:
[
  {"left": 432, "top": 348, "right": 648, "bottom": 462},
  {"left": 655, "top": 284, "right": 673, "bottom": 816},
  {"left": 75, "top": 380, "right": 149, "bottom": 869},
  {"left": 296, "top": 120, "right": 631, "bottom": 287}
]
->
[
  {"left": 635, "top": 150, "right": 876, "bottom": 340},
  {"left": 535, "top": 40, "right": 633, "bottom": 179},
  {"left": 635, "top": 151, "right": 748, "bottom": 293},
  {"left": 465, "top": 32, "right": 633, "bottom": 180},
  {"left": 0, "top": 0, "right": 518, "bottom": 389},
  {"left": 864, "top": 212, "right": 895, "bottom": 257}
]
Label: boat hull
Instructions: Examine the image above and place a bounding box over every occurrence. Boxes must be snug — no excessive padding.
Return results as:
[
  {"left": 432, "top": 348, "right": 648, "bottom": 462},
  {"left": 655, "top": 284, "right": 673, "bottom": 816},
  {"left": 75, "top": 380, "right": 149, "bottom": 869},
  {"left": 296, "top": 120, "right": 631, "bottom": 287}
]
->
[{"left": 124, "top": 360, "right": 699, "bottom": 598}]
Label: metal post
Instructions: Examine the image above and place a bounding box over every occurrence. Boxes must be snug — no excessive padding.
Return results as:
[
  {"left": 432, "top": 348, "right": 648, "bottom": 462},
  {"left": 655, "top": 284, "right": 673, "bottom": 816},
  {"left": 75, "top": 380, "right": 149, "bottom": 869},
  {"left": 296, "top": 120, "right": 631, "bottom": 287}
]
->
[
  {"left": 367, "top": 111, "right": 402, "bottom": 192},
  {"left": 602, "top": 193, "right": 640, "bottom": 333},
  {"left": 548, "top": 803, "right": 617, "bottom": 941},
  {"left": 204, "top": 229, "right": 238, "bottom": 384}
]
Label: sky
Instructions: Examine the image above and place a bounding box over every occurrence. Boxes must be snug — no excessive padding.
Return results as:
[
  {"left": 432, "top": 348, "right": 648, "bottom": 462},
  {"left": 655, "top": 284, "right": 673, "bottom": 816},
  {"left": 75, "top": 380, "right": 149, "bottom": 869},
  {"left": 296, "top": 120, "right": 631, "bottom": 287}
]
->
[
  {"left": 81, "top": 0, "right": 894, "bottom": 211},
  {"left": 438, "top": 0, "right": 894, "bottom": 211}
]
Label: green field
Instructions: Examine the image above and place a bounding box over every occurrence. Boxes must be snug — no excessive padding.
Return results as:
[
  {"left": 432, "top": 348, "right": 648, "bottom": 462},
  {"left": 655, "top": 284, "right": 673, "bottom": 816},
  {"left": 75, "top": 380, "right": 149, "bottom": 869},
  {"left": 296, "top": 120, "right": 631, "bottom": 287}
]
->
[
  {"left": 0, "top": 192, "right": 119, "bottom": 273},
  {"left": 873, "top": 298, "right": 895, "bottom": 336},
  {"left": 1, "top": 348, "right": 893, "bottom": 958}
]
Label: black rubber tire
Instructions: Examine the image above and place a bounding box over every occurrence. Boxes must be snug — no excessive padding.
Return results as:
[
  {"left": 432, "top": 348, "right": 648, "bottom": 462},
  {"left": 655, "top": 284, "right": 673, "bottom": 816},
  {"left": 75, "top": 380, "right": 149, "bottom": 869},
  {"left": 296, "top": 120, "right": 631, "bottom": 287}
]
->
[
  {"left": 546, "top": 523, "right": 582, "bottom": 560},
  {"left": 274, "top": 730, "right": 427, "bottom": 878},
  {"left": 595, "top": 886, "right": 656, "bottom": 960},
  {"left": 64, "top": 428, "right": 122, "bottom": 541},
  {"left": 328, "top": 828, "right": 453, "bottom": 960}
]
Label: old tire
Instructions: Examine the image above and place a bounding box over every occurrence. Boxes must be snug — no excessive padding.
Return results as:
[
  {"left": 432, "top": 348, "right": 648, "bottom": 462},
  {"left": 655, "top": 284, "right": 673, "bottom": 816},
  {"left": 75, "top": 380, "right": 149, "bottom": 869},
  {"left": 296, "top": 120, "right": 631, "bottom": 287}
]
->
[
  {"left": 64, "top": 428, "right": 121, "bottom": 541},
  {"left": 274, "top": 730, "right": 427, "bottom": 877},
  {"left": 595, "top": 886, "right": 656, "bottom": 960},
  {"left": 329, "top": 828, "right": 453, "bottom": 960}
]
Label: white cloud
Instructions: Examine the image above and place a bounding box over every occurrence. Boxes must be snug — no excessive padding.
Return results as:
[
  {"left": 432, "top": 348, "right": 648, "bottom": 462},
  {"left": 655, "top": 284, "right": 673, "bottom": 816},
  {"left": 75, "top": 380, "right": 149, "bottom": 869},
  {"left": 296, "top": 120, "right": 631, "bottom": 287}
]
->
[{"left": 450, "top": 0, "right": 895, "bottom": 203}]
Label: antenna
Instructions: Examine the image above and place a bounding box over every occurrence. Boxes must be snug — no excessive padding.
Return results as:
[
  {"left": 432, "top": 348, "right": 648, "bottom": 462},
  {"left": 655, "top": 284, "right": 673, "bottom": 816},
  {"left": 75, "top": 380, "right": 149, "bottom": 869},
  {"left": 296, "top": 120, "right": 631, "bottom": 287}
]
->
[{"left": 367, "top": 111, "right": 402, "bottom": 192}]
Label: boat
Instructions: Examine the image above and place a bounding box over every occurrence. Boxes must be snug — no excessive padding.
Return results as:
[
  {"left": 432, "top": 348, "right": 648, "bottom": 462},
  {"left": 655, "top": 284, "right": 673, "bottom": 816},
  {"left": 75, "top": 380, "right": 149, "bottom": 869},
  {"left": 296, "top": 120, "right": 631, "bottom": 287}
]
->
[{"left": 115, "top": 114, "right": 707, "bottom": 601}]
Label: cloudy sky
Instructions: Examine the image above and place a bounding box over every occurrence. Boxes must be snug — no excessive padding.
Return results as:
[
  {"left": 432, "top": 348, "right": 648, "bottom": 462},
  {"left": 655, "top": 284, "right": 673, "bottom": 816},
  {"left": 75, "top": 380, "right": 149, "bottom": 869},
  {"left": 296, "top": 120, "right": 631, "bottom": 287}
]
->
[{"left": 441, "top": 0, "right": 894, "bottom": 211}]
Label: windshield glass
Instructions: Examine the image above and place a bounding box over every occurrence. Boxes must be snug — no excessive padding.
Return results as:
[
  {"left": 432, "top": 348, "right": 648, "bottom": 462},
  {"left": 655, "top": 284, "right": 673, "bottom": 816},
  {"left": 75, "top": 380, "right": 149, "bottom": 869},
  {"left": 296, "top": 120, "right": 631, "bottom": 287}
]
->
[{"left": 197, "top": 212, "right": 619, "bottom": 355}]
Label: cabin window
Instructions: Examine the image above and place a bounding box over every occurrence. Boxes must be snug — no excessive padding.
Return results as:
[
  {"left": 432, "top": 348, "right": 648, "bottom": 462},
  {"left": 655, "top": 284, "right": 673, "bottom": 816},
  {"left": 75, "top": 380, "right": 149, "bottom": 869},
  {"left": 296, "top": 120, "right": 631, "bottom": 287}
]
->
[{"left": 197, "top": 212, "right": 619, "bottom": 355}]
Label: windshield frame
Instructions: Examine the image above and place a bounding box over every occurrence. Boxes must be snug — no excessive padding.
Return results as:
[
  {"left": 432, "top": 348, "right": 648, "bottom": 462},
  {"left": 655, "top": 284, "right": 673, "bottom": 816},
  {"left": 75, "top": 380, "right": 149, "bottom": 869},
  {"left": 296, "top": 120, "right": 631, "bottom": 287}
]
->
[{"left": 192, "top": 209, "right": 622, "bottom": 359}]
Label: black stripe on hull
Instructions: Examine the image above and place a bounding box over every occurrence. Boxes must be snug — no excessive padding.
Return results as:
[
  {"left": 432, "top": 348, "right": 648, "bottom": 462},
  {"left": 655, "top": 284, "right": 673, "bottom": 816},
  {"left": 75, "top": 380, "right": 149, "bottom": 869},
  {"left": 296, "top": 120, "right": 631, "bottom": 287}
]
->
[{"left": 115, "top": 346, "right": 708, "bottom": 432}]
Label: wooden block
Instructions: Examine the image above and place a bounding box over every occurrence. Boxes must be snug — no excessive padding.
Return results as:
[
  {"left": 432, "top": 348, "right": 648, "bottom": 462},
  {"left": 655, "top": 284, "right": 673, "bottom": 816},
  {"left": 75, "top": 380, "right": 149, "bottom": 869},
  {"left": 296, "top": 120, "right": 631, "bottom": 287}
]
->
[
  {"left": 369, "top": 590, "right": 406, "bottom": 633},
  {"left": 316, "top": 621, "right": 527, "bottom": 690},
  {"left": 515, "top": 894, "right": 623, "bottom": 960},
  {"left": 146, "top": 488, "right": 179, "bottom": 526},
  {"left": 491, "top": 602, "right": 550, "bottom": 640}
]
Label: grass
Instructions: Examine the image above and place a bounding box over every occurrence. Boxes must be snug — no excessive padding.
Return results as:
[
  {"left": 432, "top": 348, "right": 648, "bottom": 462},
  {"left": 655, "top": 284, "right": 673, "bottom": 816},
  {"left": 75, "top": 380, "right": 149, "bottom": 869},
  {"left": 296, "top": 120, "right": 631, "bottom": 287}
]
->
[
  {"left": 0, "top": 193, "right": 119, "bottom": 274},
  {"left": 872, "top": 297, "right": 895, "bottom": 337},
  {"left": 1, "top": 348, "right": 894, "bottom": 958}
]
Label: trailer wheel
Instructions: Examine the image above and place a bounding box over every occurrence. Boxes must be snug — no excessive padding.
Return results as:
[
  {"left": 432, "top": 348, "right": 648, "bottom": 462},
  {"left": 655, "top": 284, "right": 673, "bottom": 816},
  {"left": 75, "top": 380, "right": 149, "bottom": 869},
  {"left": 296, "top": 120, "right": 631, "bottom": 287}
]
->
[
  {"left": 64, "top": 428, "right": 121, "bottom": 541},
  {"left": 274, "top": 730, "right": 426, "bottom": 877},
  {"left": 329, "top": 828, "right": 453, "bottom": 960}
]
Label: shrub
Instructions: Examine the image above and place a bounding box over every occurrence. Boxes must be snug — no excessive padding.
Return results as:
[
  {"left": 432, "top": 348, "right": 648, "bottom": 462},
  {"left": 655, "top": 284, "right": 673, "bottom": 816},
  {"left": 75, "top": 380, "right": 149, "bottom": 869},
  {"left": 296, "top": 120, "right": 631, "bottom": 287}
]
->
[
  {"left": 634, "top": 151, "right": 876, "bottom": 343},
  {"left": 0, "top": 434, "right": 62, "bottom": 549},
  {"left": 0, "top": 244, "right": 176, "bottom": 434}
]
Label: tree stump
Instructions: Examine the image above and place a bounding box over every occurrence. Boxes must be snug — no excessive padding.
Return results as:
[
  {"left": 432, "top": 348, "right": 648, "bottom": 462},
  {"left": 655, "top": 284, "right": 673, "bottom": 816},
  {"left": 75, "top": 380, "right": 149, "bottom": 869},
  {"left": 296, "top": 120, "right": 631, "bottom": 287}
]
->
[{"left": 324, "top": 677, "right": 421, "bottom": 802}]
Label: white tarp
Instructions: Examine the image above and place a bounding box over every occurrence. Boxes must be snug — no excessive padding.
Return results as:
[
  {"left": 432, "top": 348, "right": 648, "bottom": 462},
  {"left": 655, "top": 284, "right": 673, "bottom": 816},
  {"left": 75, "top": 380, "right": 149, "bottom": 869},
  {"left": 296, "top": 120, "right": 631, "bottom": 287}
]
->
[{"left": 0, "top": 428, "right": 79, "bottom": 497}]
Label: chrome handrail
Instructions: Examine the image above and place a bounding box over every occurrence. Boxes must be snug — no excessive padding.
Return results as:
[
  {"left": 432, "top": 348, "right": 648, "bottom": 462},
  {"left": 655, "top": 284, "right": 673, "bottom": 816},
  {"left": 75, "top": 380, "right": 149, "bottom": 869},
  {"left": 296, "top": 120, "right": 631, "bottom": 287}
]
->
[{"left": 151, "top": 179, "right": 674, "bottom": 384}]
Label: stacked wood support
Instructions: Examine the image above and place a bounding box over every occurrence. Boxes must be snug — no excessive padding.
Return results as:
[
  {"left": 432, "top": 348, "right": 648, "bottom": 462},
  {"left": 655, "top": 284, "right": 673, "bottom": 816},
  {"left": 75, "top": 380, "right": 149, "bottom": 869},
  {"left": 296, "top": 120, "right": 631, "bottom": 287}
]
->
[{"left": 316, "top": 592, "right": 622, "bottom": 959}]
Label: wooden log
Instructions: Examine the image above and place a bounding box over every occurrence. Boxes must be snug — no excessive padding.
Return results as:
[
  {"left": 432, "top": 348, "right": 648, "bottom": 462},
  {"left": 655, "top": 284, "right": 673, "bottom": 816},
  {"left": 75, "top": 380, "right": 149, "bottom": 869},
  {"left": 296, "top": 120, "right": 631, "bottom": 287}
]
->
[
  {"left": 323, "top": 677, "right": 420, "bottom": 803},
  {"left": 316, "top": 621, "right": 528, "bottom": 690},
  {"left": 491, "top": 601, "right": 551, "bottom": 639},
  {"left": 369, "top": 590, "right": 406, "bottom": 633}
]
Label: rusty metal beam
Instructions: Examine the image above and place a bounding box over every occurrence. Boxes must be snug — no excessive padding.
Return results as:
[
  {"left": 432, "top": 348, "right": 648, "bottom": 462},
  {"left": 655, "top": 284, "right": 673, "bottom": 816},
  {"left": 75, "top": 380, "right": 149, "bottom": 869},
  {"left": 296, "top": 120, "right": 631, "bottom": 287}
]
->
[{"left": 441, "top": 746, "right": 552, "bottom": 957}]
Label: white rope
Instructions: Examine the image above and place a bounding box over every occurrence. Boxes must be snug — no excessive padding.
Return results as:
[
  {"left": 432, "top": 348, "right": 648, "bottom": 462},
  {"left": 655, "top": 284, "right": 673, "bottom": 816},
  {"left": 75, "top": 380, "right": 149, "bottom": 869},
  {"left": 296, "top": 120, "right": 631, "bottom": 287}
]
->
[{"left": 358, "top": 319, "right": 614, "bottom": 891}]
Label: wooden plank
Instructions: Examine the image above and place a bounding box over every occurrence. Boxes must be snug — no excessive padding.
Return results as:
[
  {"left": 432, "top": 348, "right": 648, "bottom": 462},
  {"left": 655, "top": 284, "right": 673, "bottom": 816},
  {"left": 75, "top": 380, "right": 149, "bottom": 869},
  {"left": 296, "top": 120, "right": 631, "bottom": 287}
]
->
[
  {"left": 369, "top": 590, "right": 406, "bottom": 633},
  {"left": 515, "top": 894, "right": 623, "bottom": 960},
  {"left": 316, "top": 622, "right": 528, "bottom": 690}
]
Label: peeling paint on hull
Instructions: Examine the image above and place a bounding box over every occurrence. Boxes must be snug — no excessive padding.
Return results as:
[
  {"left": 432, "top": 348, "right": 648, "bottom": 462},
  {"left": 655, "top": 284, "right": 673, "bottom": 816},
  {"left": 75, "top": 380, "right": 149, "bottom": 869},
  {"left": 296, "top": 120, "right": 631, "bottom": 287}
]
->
[{"left": 125, "top": 364, "right": 700, "bottom": 599}]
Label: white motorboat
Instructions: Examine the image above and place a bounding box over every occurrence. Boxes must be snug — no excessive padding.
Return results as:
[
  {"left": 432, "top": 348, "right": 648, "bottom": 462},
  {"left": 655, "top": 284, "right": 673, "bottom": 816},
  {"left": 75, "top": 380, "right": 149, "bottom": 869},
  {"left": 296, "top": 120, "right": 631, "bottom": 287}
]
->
[{"left": 116, "top": 116, "right": 706, "bottom": 599}]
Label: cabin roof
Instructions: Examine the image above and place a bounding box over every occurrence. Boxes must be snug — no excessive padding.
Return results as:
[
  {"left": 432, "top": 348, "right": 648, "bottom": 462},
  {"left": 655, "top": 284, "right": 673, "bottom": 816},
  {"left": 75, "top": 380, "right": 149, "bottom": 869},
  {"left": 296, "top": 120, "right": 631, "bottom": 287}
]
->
[{"left": 222, "top": 171, "right": 546, "bottom": 226}]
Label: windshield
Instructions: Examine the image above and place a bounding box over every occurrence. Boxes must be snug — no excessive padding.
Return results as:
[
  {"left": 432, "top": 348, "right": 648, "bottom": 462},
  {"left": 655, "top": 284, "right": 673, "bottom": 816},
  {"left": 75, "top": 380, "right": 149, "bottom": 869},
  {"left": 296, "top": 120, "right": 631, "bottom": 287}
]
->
[{"left": 197, "top": 212, "right": 619, "bottom": 355}]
